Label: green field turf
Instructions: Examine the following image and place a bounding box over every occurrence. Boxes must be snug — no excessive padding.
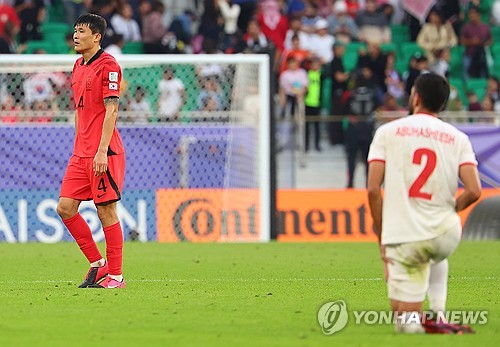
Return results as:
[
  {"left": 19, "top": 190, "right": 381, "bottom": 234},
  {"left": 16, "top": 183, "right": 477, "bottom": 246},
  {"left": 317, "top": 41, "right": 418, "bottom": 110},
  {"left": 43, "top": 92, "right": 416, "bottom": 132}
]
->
[{"left": 0, "top": 242, "right": 498, "bottom": 347}]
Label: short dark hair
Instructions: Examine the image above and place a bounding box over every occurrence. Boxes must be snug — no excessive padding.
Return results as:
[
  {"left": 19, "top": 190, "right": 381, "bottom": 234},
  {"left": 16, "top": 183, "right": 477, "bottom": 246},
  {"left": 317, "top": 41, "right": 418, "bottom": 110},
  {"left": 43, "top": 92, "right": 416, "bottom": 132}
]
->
[
  {"left": 74, "top": 13, "right": 107, "bottom": 43},
  {"left": 414, "top": 73, "right": 450, "bottom": 112}
]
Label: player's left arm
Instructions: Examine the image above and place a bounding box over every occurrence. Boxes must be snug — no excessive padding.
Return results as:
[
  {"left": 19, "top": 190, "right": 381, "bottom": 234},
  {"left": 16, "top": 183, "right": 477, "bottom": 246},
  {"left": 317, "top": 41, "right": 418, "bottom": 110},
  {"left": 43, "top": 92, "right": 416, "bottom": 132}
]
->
[
  {"left": 94, "top": 97, "right": 119, "bottom": 176},
  {"left": 367, "top": 161, "right": 385, "bottom": 243}
]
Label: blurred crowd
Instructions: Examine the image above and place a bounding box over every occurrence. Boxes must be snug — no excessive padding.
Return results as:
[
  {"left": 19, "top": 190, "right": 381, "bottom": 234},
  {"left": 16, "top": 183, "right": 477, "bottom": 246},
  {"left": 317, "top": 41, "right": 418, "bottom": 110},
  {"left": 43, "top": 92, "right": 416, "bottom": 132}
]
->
[{"left": 1, "top": 0, "right": 499, "bottom": 122}]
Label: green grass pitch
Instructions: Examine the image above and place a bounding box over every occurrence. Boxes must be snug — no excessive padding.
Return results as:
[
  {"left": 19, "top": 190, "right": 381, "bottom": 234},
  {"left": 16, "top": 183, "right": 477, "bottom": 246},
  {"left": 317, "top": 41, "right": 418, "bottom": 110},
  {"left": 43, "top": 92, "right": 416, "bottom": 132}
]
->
[{"left": 0, "top": 242, "right": 498, "bottom": 346}]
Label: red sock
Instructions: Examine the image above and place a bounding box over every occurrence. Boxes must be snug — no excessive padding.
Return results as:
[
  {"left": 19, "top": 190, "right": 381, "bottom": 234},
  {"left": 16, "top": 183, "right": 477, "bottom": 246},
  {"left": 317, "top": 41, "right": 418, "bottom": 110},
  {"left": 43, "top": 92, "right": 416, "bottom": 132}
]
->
[
  {"left": 103, "top": 222, "right": 124, "bottom": 276},
  {"left": 63, "top": 213, "right": 102, "bottom": 263}
]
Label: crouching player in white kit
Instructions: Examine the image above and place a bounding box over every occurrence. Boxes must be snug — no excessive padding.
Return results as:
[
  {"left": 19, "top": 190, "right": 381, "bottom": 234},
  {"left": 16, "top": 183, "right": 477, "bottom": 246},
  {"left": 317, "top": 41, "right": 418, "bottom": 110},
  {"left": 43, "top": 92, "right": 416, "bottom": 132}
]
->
[{"left": 367, "top": 73, "right": 482, "bottom": 334}]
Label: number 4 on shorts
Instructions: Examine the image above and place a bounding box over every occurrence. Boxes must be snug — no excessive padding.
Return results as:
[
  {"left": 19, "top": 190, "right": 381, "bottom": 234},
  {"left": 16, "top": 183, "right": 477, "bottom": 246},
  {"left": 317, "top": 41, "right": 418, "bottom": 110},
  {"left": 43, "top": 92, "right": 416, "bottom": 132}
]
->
[{"left": 98, "top": 177, "right": 107, "bottom": 196}]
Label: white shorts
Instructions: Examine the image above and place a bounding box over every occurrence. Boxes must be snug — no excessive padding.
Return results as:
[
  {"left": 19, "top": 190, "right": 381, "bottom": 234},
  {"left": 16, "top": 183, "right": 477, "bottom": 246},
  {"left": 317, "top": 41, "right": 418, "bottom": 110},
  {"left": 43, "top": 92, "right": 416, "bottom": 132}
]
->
[{"left": 385, "top": 226, "right": 461, "bottom": 303}]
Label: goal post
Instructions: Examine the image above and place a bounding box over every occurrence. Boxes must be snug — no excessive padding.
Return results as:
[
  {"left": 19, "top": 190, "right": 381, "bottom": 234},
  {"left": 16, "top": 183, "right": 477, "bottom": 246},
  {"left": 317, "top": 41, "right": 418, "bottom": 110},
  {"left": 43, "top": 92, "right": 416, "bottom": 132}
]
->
[{"left": 0, "top": 54, "right": 272, "bottom": 243}]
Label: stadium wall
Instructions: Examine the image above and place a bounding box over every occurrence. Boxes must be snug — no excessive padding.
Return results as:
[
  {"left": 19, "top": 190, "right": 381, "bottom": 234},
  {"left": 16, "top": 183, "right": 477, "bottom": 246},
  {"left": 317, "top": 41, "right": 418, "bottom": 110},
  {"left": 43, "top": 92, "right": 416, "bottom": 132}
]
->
[{"left": 0, "top": 124, "right": 498, "bottom": 243}]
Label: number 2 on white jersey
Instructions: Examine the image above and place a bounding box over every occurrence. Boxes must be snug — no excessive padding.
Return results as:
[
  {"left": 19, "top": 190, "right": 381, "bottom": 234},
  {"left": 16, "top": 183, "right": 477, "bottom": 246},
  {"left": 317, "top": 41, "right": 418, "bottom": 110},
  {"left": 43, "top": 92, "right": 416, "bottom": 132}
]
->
[{"left": 409, "top": 148, "right": 437, "bottom": 200}]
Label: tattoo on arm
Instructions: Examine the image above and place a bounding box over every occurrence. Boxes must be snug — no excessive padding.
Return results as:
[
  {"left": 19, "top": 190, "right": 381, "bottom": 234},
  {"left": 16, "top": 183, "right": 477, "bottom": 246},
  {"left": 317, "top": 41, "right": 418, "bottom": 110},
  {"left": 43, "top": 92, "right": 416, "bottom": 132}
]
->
[{"left": 103, "top": 97, "right": 119, "bottom": 106}]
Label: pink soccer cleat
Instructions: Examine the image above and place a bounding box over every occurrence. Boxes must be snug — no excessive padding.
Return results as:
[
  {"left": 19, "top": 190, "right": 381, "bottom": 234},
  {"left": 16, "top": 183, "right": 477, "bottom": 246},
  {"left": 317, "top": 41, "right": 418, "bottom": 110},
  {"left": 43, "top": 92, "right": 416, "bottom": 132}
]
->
[
  {"left": 89, "top": 276, "right": 126, "bottom": 289},
  {"left": 78, "top": 261, "right": 108, "bottom": 288}
]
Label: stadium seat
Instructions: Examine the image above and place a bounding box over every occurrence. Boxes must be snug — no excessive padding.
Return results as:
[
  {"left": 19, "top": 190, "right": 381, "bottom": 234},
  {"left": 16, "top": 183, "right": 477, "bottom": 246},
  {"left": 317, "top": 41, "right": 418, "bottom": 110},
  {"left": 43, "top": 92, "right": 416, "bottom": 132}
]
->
[
  {"left": 122, "top": 42, "right": 144, "bottom": 54},
  {"left": 449, "top": 45, "right": 465, "bottom": 79},
  {"left": 25, "top": 41, "right": 55, "bottom": 54},
  {"left": 390, "top": 25, "right": 409, "bottom": 45},
  {"left": 448, "top": 77, "right": 467, "bottom": 106},
  {"left": 492, "top": 26, "right": 500, "bottom": 43},
  {"left": 41, "top": 22, "right": 70, "bottom": 42},
  {"left": 345, "top": 42, "right": 366, "bottom": 55},
  {"left": 466, "top": 78, "right": 488, "bottom": 101},
  {"left": 321, "top": 77, "right": 332, "bottom": 113},
  {"left": 380, "top": 42, "right": 398, "bottom": 54},
  {"left": 401, "top": 42, "right": 423, "bottom": 64},
  {"left": 342, "top": 51, "right": 359, "bottom": 72},
  {"left": 491, "top": 43, "right": 500, "bottom": 59}
]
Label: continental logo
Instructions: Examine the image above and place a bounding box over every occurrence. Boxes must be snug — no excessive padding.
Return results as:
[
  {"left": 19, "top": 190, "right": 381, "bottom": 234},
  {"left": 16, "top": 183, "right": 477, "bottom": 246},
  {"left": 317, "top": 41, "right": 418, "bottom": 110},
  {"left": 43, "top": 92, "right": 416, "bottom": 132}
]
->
[
  {"left": 157, "top": 189, "right": 260, "bottom": 242},
  {"left": 156, "top": 189, "right": 492, "bottom": 242},
  {"left": 277, "top": 190, "right": 378, "bottom": 242}
]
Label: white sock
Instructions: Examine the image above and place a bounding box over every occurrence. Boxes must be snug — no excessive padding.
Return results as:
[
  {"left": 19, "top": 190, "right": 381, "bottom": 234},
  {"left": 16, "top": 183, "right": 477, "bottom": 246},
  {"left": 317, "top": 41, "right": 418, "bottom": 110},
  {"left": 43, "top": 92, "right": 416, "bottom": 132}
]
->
[
  {"left": 394, "top": 312, "right": 425, "bottom": 334},
  {"left": 109, "top": 274, "right": 123, "bottom": 282},
  {"left": 428, "top": 259, "right": 448, "bottom": 314},
  {"left": 90, "top": 258, "right": 106, "bottom": 267}
]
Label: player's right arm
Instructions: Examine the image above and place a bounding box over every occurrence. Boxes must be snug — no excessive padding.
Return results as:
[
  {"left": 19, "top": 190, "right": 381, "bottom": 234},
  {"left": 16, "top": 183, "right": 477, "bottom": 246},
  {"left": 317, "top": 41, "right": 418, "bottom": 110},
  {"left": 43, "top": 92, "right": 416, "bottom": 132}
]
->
[{"left": 456, "top": 164, "right": 481, "bottom": 212}]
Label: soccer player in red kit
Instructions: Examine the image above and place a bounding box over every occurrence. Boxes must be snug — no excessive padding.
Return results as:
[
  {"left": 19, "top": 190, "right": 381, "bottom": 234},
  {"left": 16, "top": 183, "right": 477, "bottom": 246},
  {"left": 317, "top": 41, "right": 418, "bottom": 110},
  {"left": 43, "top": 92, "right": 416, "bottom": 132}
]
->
[{"left": 57, "top": 14, "right": 126, "bottom": 289}]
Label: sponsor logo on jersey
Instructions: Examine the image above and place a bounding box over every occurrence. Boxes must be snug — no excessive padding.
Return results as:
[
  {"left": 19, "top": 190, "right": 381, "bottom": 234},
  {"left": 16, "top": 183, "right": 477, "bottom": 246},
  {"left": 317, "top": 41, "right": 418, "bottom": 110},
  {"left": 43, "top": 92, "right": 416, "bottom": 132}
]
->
[
  {"left": 86, "top": 77, "right": 92, "bottom": 90},
  {"left": 109, "top": 82, "right": 118, "bottom": 90},
  {"left": 109, "top": 72, "right": 118, "bottom": 82}
]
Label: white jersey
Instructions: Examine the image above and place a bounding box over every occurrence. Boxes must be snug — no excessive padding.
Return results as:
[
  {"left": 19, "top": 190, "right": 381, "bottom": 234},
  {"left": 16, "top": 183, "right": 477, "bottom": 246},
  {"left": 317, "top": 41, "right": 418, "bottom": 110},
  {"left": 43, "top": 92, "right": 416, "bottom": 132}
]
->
[{"left": 368, "top": 114, "right": 477, "bottom": 245}]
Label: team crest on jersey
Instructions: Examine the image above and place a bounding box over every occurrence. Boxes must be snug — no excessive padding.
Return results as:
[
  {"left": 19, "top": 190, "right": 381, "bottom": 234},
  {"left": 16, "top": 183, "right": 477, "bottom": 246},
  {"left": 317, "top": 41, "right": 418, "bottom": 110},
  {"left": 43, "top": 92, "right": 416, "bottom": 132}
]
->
[
  {"left": 109, "top": 82, "right": 118, "bottom": 90},
  {"left": 86, "top": 77, "right": 92, "bottom": 90},
  {"left": 109, "top": 72, "right": 118, "bottom": 82}
]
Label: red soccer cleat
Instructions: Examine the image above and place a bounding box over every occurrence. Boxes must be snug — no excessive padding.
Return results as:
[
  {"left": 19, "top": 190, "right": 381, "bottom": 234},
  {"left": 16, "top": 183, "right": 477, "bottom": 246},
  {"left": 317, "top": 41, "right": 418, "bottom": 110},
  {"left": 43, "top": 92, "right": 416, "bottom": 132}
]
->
[
  {"left": 422, "top": 317, "right": 475, "bottom": 334},
  {"left": 88, "top": 276, "right": 126, "bottom": 289},
  {"left": 78, "top": 261, "right": 108, "bottom": 288}
]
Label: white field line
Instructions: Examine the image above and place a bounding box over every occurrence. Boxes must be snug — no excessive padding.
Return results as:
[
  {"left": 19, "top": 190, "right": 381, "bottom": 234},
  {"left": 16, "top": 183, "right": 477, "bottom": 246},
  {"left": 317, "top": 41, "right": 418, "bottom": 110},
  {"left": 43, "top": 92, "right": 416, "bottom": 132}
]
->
[{"left": 0, "top": 276, "right": 497, "bottom": 285}]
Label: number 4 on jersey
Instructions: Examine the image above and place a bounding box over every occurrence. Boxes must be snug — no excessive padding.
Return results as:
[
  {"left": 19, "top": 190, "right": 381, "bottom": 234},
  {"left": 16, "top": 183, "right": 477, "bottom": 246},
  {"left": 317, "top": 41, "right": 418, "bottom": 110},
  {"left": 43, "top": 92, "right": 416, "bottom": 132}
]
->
[
  {"left": 409, "top": 148, "right": 437, "bottom": 200},
  {"left": 77, "top": 96, "right": 84, "bottom": 109}
]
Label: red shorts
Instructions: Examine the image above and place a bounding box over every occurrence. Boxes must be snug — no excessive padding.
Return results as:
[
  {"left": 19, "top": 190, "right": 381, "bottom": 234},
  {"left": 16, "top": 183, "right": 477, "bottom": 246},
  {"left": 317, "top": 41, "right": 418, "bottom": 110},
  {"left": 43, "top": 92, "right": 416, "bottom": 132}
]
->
[{"left": 60, "top": 154, "right": 125, "bottom": 205}]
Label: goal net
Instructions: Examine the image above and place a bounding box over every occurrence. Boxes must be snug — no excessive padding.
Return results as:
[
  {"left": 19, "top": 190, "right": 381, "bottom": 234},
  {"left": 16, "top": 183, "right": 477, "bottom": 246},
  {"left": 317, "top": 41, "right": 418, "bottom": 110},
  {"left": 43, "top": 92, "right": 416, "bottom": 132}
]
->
[{"left": 0, "top": 54, "right": 271, "bottom": 243}]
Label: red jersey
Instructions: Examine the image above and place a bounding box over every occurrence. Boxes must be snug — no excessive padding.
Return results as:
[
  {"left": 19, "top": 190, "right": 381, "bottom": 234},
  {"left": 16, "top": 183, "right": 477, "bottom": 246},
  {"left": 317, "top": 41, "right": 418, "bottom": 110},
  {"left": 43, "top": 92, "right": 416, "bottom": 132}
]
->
[{"left": 71, "top": 49, "right": 125, "bottom": 157}]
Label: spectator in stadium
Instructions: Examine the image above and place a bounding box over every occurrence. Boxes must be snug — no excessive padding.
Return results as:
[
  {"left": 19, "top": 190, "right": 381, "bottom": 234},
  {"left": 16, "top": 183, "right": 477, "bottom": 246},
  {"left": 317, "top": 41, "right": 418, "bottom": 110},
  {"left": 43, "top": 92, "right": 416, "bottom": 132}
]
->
[
  {"left": 307, "top": 19, "right": 335, "bottom": 64},
  {"left": 481, "top": 94, "right": 494, "bottom": 112},
  {"left": 304, "top": 57, "right": 323, "bottom": 152},
  {"left": 198, "top": 0, "right": 222, "bottom": 46},
  {"left": 62, "top": 0, "right": 88, "bottom": 27},
  {"left": 416, "top": 9, "right": 457, "bottom": 64},
  {"left": 257, "top": 0, "right": 288, "bottom": 53},
  {"left": 429, "top": 48, "right": 451, "bottom": 78},
  {"left": 233, "top": 0, "right": 258, "bottom": 33},
  {"left": 14, "top": 0, "right": 45, "bottom": 43},
  {"left": 129, "top": 86, "right": 151, "bottom": 123},
  {"left": 197, "top": 76, "right": 225, "bottom": 112},
  {"left": 284, "top": 16, "right": 307, "bottom": 50},
  {"left": 485, "top": 76, "right": 500, "bottom": 111},
  {"left": 280, "top": 34, "right": 309, "bottom": 74},
  {"left": 142, "top": 1, "right": 179, "bottom": 54},
  {"left": 460, "top": 6, "right": 491, "bottom": 79},
  {"left": 327, "top": 0, "right": 359, "bottom": 44},
  {"left": 344, "top": 66, "right": 379, "bottom": 188},
  {"left": 405, "top": 53, "right": 428, "bottom": 98},
  {"left": 301, "top": 2, "right": 321, "bottom": 35},
  {"left": 384, "top": 52, "right": 404, "bottom": 103},
  {"left": 0, "top": 1, "right": 21, "bottom": 35},
  {"left": 279, "top": 56, "right": 309, "bottom": 118},
  {"left": 244, "top": 19, "right": 270, "bottom": 53},
  {"left": 467, "top": 91, "right": 482, "bottom": 112},
  {"left": 0, "top": 21, "right": 21, "bottom": 54},
  {"left": 447, "top": 85, "right": 463, "bottom": 111},
  {"left": 64, "top": 31, "right": 77, "bottom": 54},
  {"left": 158, "top": 68, "right": 186, "bottom": 121},
  {"left": 355, "top": 0, "right": 391, "bottom": 44},
  {"left": 357, "top": 42, "right": 388, "bottom": 102},
  {"left": 111, "top": 3, "right": 142, "bottom": 42},
  {"left": 493, "top": 0, "right": 500, "bottom": 25},
  {"left": 379, "top": 92, "right": 404, "bottom": 112},
  {"left": 329, "top": 42, "right": 349, "bottom": 145},
  {"left": 217, "top": 0, "right": 241, "bottom": 52},
  {"left": 345, "top": 0, "right": 360, "bottom": 19},
  {"left": 137, "top": 0, "right": 152, "bottom": 32},
  {"left": 104, "top": 34, "right": 124, "bottom": 55}
]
